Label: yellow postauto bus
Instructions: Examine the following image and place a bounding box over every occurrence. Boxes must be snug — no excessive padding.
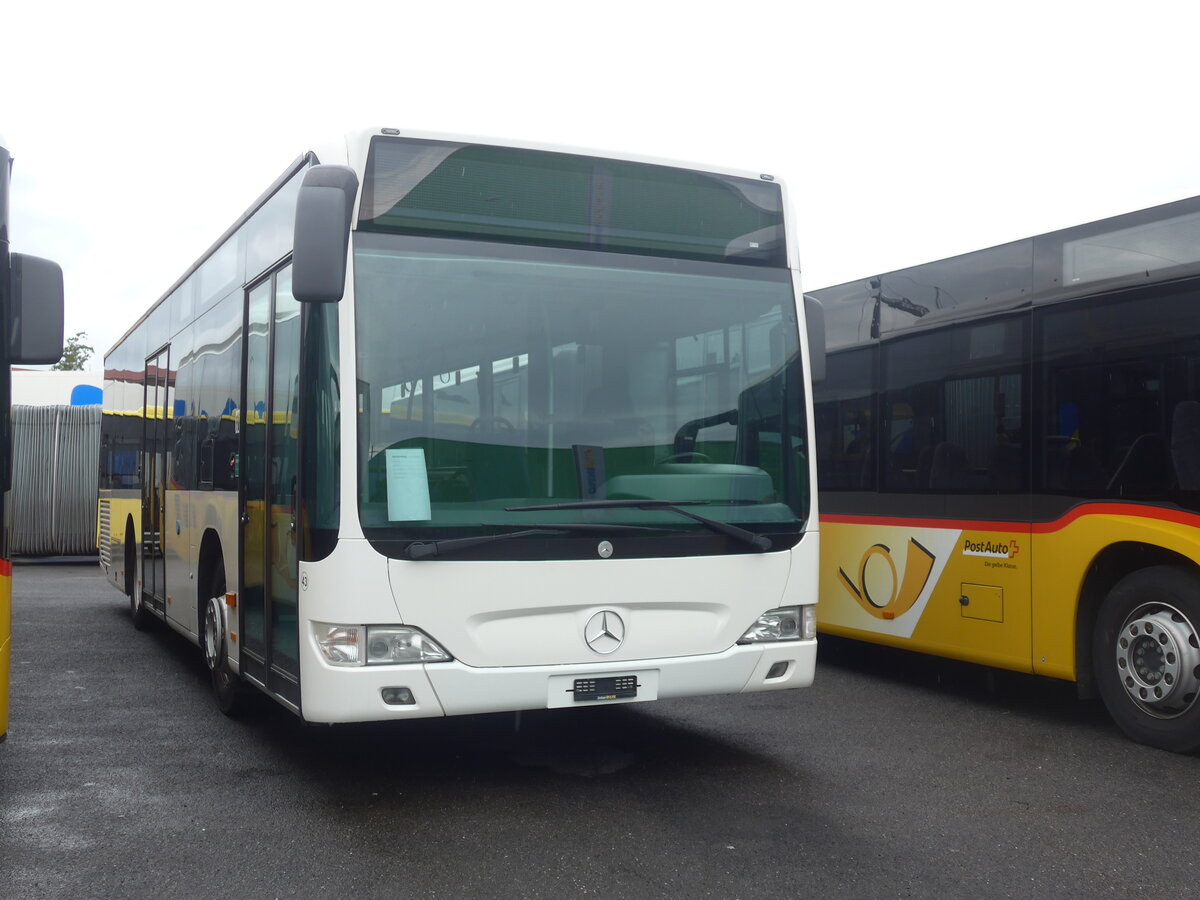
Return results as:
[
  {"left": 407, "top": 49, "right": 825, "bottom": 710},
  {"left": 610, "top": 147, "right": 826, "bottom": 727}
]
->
[
  {"left": 0, "top": 134, "right": 65, "bottom": 741},
  {"left": 811, "top": 193, "right": 1200, "bottom": 752}
]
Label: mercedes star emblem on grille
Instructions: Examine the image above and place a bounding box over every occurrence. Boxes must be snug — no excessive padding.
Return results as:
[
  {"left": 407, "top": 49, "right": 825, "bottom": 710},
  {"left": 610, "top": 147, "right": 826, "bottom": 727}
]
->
[{"left": 584, "top": 610, "right": 625, "bottom": 654}]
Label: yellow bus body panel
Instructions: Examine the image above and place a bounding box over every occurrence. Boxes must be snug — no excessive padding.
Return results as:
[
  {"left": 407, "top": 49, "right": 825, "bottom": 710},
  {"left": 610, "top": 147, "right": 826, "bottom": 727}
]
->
[
  {"left": 820, "top": 517, "right": 1033, "bottom": 673},
  {"left": 818, "top": 504, "right": 1200, "bottom": 683},
  {"left": 1029, "top": 505, "right": 1200, "bottom": 680}
]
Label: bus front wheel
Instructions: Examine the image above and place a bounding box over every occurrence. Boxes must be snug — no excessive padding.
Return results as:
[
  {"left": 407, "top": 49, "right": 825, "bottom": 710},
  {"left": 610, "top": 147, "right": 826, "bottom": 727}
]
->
[
  {"left": 1093, "top": 565, "right": 1200, "bottom": 753},
  {"left": 202, "top": 563, "right": 245, "bottom": 717}
]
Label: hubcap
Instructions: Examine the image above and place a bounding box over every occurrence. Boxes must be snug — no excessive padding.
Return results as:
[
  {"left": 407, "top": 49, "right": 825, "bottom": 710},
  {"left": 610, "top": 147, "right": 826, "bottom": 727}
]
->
[
  {"left": 203, "top": 597, "right": 223, "bottom": 671},
  {"left": 1115, "top": 602, "right": 1200, "bottom": 719}
]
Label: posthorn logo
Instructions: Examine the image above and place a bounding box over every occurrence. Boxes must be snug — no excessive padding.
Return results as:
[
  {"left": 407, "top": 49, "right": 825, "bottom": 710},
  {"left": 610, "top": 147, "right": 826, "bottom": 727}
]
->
[{"left": 837, "top": 538, "right": 937, "bottom": 621}]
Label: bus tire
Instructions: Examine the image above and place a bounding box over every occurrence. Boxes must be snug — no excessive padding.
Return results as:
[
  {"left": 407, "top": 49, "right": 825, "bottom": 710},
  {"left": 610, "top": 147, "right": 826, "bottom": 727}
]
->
[
  {"left": 127, "top": 520, "right": 151, "bottom": 631},
  {"left": 1093, "top": 565, "right": 1200, "bottom": 753},
  {"left": 202, "top": 561, "right": 245, "bottom": 717}
]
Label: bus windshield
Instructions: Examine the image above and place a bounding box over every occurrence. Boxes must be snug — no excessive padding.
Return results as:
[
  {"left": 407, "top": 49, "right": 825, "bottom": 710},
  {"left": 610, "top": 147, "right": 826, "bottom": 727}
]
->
[{"left": 353, "top": 233, "right": 807, "bottom": 557}]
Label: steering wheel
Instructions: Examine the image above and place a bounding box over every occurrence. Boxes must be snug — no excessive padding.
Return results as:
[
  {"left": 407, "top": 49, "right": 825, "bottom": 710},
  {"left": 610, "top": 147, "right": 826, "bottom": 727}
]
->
[
  {"left": 655, "top": 451, "right": 712, "bottom": 464},
  {"left": 469, "top": 415, "right": 515, "bottom": 435}
]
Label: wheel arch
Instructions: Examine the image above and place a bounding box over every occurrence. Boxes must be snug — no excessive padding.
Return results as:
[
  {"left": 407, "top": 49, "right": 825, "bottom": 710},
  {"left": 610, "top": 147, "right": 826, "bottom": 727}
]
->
[
  {"left": 196, "top": 525, "right": 246, "bottom": 715},
  {"left": 1075, "top": 541, "right": 1200, "bottom": 698}
]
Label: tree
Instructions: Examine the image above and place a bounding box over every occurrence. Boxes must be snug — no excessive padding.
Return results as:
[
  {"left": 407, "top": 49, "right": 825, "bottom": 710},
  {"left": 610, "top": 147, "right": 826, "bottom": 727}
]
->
[{"left": 52, "top": 331, "right": 94, "bottom": 371}]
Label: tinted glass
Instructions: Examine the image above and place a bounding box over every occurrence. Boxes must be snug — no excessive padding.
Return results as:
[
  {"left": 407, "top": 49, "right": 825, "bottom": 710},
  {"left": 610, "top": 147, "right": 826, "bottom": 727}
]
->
[
  {"left": 353, "top": 234, "right": 807, "bottom": 557},
  {"left": 814, "top": 348, "right": 876, "bottom": 490},
  {"left": 1033, "top": 195, "right": 1200, "bottom": 303},
  {"left": 359, "top": 137, "right": 786, "bottom": 267},
  {"left": 101, "top": 340, "right": 144, "bottom": 491},
  {"left": 882, "top": 317, "right": 1026, "bottom": 492},
  {"left": 874, "top": 240, "right": 1033, "bottom": 336},
  {"left": 241, "top": 280, "right": 271, "bottom": 659},
  {"left": 299, "top": 298, "right": 340, "bottom": 560},
  {"left": 169, "top": 323, "right": 197, "bottom": 490},
  {"left": 246, "top": 170, "right": 303, "bottom": 277},
  {"left": 191, "top": 290, "right": 242, "bottom": 490},
  {"left": 269, "top": 270, "right": 301, "bottom": 677},
  {"left": 1038, "top": 282, "right": 1200, "bottom": 504},
  {"left": 816, "top": 280, "right": 875, "bottom": 352}
]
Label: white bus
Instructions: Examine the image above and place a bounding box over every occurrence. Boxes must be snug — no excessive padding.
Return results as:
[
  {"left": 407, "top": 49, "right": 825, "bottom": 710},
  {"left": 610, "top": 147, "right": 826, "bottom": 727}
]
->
[{"left": 98, "top": 129, "right": 823, "bottom": 722}]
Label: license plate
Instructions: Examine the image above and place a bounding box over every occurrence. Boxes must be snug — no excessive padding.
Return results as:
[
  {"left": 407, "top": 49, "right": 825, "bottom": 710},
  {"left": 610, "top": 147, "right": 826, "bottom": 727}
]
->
[{"left": 572, "top": 675, "right": 639, "bottom": 702}]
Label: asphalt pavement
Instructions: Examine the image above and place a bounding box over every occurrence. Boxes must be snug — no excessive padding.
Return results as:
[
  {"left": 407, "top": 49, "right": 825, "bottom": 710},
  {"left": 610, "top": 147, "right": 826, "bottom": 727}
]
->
[{"left": 3, "top": 563, "right": 1198, "bottom": 898}]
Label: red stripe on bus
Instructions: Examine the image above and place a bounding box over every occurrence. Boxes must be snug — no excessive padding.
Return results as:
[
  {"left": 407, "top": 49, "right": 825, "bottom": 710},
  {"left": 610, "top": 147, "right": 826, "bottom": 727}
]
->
[
  {"left": 821, "top": 502, "right": 1200, "bottom": 535},
  {"left": 821, "top": 514, "right": 1029, "bottom": 532}
]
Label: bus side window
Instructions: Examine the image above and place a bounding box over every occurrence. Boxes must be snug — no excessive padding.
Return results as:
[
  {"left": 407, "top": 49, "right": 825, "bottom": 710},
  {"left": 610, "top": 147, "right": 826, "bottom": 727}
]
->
[
  {"left": 882, "top": 320, "right": 1025, "bottom": 493},
  {"left": 813, "top": 347, "right": 875, "bottom": 491}
]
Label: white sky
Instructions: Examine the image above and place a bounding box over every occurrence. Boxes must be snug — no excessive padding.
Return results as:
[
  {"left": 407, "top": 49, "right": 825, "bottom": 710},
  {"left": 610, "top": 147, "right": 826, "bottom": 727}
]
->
[{"left": 5, "top": 0, "right": 1200, "bottom": 367}]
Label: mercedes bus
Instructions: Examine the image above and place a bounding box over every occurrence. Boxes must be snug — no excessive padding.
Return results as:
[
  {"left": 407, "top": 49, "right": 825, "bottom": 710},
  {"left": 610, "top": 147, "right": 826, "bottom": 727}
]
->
[{"left": 99, "top": 128, "right": 822, "bottom": 723}]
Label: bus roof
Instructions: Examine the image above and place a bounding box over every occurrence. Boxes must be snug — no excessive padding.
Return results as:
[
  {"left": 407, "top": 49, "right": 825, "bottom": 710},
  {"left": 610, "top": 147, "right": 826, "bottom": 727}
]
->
[
  {"left": 809, "top": 191, "right": 1200, "bottom": 351},
  {"left": 109, "top": 128, "right": 794, "bottom": 359}
]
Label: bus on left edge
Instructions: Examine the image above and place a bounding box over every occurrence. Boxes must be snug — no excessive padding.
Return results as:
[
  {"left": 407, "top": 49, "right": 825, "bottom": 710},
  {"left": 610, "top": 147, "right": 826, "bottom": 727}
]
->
[{"left": 0, "top": 133, "right": 66, "bottom": 741}]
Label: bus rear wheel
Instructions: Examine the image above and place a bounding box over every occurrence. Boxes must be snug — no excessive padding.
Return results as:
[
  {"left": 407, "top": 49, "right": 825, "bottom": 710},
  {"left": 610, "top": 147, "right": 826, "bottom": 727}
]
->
[
  {"left": 1093, "top": 566, "right": 1200, "bottom": 753},
  {"left": 202, "top": 563, "right": 245, "bottom": 717}
]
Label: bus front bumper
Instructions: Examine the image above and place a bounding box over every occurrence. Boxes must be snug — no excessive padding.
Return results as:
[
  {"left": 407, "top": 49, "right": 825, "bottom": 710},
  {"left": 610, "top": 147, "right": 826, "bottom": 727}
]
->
[{"left": 298, "top": 639, "right": 815, "bottom": 723}]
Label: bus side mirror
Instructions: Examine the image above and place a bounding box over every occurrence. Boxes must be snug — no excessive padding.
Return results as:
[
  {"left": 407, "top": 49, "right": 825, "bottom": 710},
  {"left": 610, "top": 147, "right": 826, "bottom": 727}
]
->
[
  {"left": 292, "top": 164, "right": 359, "bottom": 303},
  {"left": 804, "top": 294, "right": 826, "bottom": 384},
  {"left": 9, "top": 252, "right": 64, "bottom": 365}
]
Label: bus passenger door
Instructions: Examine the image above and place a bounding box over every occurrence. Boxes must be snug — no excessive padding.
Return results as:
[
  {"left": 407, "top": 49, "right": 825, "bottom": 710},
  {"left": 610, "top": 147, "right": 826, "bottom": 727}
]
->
[
  {"left": 239, "top": 268, "right": 301, "bottom": 709},
  {"left": 141, "top": 347, "right": 169, "bottom": 614}
]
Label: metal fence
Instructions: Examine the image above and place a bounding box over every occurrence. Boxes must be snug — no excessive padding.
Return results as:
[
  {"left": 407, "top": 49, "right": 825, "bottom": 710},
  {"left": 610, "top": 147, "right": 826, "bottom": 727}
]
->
[{"left": 11, "top": 405, "right": 101, "bottom": 556}]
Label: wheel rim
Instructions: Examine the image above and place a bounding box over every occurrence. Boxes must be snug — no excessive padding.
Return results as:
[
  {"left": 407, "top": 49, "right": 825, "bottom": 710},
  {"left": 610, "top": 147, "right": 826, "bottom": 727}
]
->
[
  {"left": 131, "top": 575, "right": 143, "bottom": 614},
  {"left": 1115, "top": 601, "right": 1200, "bottom": 719},
  {"left": 203, "top": 596, "right": 223, "bottom": 672}
]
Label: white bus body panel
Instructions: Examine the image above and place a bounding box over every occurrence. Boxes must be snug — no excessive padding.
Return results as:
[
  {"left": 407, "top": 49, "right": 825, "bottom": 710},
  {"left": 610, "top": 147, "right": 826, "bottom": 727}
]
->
[
  {"left": 297, "top": 531, "right": 818, "bottom": 723},
  {"left": 387, "top": 553, "right": 791, "bottom": 667}
]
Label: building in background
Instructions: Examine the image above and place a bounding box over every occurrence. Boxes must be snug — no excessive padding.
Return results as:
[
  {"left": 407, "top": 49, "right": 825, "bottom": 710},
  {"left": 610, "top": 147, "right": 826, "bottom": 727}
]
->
[
  {"left": 10, "top": 369, "right": 101, "bottom": 556},
  {"left": 11, "top": 369, "right": 101, "bottom": 406}
]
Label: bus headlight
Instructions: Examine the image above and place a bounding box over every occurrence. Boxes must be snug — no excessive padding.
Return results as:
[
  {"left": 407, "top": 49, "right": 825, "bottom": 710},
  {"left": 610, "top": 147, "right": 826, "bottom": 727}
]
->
[
  {"left": 314, "top": 623, "right": 453, "bottom": 665},
  {"left": 737, "top": 605, "right": 813, "bottom": 643},
  {"left": 366, "top": 627, "right": 452, "bottom": 664}
]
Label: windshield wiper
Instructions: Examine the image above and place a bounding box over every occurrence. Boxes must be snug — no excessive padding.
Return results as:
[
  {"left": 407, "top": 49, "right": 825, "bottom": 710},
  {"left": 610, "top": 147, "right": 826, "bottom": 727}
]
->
[
  {"left": 406, "top": 528, "right": 566, "bottom": 560},
  {"left": 522, "top": 522, "right": 675, "bottom": 535},
  {"left": 506, "top": 499, "right": 773, "bottom": 552},
  {"left": 405, "top": 523, "right": 673, "bottom": 560}
]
